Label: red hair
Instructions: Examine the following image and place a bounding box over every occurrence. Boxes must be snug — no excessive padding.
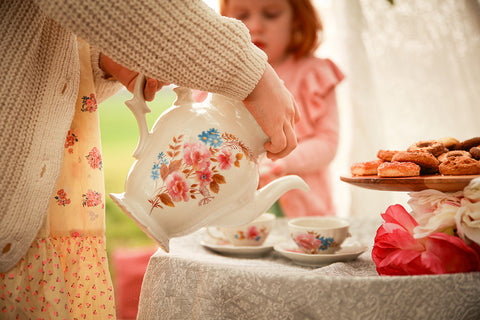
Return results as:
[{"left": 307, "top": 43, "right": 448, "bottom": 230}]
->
[{"left": 219, "top": 0, "right": 323, "bottom": 59}]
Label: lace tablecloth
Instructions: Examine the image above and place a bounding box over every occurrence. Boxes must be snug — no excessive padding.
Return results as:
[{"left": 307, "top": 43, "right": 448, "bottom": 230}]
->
[{"left": 137, "top": 218, "right": 480, "bottom": 320}]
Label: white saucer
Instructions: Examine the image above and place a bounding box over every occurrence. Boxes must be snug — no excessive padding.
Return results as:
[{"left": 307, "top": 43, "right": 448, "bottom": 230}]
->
[
  {"left": 201, "top": 238, "right": 274, "bottom": 258},
  {"left": 274, "top": 238, "right": 368, "bottom": 267}
]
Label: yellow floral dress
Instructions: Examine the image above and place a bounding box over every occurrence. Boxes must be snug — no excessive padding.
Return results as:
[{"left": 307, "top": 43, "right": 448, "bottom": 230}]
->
[{"left": 0, "top": 39, "right": 116, "bottom": 319}]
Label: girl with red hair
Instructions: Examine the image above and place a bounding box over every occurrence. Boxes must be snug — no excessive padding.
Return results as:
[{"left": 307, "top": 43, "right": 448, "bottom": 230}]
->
[{"left": 220, "top": 0, "right": 344, "bottom": 217}]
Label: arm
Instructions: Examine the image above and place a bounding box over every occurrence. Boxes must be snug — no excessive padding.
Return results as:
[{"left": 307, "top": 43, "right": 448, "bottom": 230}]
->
[
  {"left": 34, "top": 0, "right": 265, "bottom": 100},
  {"left": 35, "top": 0, "right": 298, "bottom": 158}
]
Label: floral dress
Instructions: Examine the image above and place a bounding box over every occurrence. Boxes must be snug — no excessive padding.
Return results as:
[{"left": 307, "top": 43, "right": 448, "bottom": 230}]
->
[{"left": 0, "top": 39, "right": 116, "bottom": 319}]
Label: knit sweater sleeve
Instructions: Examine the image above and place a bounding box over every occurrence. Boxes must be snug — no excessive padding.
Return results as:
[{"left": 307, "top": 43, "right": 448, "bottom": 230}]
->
[
  {"left": 34, "top": 0, "right": 267, "bottom": 101},
  {"left": 89, "top": 45, "right": 124, "bottom": 104}
]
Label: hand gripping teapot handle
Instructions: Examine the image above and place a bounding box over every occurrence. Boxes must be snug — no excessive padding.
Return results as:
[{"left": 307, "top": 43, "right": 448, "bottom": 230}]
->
[{"left": 125, "top": 74, "right": 151, "bottom": 159}]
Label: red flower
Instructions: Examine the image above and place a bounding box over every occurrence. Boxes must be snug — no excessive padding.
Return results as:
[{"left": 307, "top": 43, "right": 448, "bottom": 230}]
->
[
  {"left": 81, "top": 94, "right": 98, "bottom": 112},
  {"left": 372, "top": 204, "right": 480, "bottom": 275},
  {"left": 55, "top": 189, "right": 71, "bottom": 206},
  {"left": 293, "top": 233, "right": 322, "bottom": 254},
  {"left": 183, "top": 142, "right": 211, "bottom": 171},
  {"left": 65, "top": 130, "right": 78, "bottom": 149},
  {"left": 82, "top": 190, "right": 102, "bottom": 207},
  {"left": 195, "top": 167, "right": 213, "bottom": 186},
  {"left": 217, "top": 148, "right": 233, "bottom": 170},
  {"left": 86, "top": 147, "right": 103, "bottom": 170},
  {"left": 165, "top": 171, "right": 189, "bottom": 202},
  {"left": 246, "top": 226, "right": 260, "bottom": 240}
]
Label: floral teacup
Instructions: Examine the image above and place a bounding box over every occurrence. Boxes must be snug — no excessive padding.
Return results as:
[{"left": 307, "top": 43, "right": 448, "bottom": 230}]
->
[
  {"left": 288, "top": 217, "right": 350, "bottom": 254},
  {"left": 207, "top": 213, "right": 276, "bottom": 246}
]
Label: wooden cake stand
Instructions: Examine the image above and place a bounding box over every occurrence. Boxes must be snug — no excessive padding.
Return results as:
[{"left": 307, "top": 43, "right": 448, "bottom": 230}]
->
[{"left": 340, "top": 174, "right": 480, "bottom": 193}]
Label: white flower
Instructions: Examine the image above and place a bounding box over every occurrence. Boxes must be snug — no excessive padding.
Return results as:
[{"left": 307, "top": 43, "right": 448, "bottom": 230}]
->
[
  {"left": 408, "top": 190, "right": 462, "bottom": 239},
  {"left": 413, "top": 201, "right": 459, "bottom": 239},
  {"left": 464, "top": 177, "right": 480, "bottom": 202},
  {"left": 408, "top": 189, "right": 462, "bottom": 217},
  {"left": 455, "top": 198, "right": 480, "bottom": 245}
]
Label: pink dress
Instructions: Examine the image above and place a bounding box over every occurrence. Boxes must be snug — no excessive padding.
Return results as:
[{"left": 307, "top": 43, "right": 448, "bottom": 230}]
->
[{"left": 271, "top": 55, "right": 344, "bottom": 217}]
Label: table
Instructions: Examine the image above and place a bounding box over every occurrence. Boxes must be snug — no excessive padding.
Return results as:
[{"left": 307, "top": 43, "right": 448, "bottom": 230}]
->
[{"left": 137, "top": 218, "right": 480, "bottom": 320}]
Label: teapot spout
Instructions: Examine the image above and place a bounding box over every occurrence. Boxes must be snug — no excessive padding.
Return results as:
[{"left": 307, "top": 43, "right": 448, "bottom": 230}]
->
[
  {"left": 254, "top": 174, "right": 310, "bottom": 214},
  {"left": 212, "top": 175, "right": 309, "bottom": 226}
]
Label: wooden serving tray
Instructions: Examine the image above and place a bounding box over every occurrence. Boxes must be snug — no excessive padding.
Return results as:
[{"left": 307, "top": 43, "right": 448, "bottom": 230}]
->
[{"left": 340, "top": 174, "right": 480, "bottom": 193}]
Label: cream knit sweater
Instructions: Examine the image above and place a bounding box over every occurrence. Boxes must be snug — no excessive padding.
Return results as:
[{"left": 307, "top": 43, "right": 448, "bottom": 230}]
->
[{"left": 0, "top": 0, "right": 267, "bottom": 272}]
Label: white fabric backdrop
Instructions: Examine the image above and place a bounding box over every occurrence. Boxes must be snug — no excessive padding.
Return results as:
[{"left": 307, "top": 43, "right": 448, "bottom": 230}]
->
[{"left": 325, "top": 0, "right": 480, "bottom": 218}]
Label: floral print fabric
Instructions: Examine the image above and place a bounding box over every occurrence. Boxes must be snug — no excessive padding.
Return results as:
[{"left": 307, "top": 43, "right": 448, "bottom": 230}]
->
[{"left": 0, "top": 39, "right": 115, "bottom": 319}]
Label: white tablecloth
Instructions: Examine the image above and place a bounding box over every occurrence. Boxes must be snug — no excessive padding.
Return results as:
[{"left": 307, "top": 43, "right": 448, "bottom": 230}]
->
[{"left": 137, "top": 218, "right": 480, "bottom": 320}]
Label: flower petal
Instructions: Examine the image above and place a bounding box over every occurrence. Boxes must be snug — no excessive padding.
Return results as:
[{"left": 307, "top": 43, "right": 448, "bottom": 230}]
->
[
  {"left": 464, "top": 177, "right": 480, "bottom": 201},
  {"left": 373, "top": 204, "right": 480, "bottom": 276},
  {"left": 381, "top": 204, "right": 418, "bottom": 233},
  {"left": 425, "top": 233, "right": 480, "bottom": 273},
  {"left": 413, "top": 203, "right": 457, "bottom": 239},
  {"left": 419, "top": 251, "right": 446, "bottom": 274}
]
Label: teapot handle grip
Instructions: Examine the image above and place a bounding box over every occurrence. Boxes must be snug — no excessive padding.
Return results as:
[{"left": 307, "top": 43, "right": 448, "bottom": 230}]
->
[{"left": 125, "top": 74, "right": 151, "bottom": 159}]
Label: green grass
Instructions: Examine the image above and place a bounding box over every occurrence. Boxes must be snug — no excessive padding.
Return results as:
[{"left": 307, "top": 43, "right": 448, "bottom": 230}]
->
[{"left": 99, "top": 87, "right": 176, "bottom": 255}]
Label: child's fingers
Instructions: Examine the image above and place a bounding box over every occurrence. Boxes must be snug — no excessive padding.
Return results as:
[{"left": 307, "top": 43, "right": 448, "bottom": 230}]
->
[
  {"left": 143, "top": 78, "right": 167, "bottom": 101},
  {"left": 143, "top": 78, "right": 157, "bottom": 101},
  {"left": 264, "top": 128, "right": 286, "bottom": 155},
  {"left": 266, "top": 122, "right": 297, "bottom": 160}
]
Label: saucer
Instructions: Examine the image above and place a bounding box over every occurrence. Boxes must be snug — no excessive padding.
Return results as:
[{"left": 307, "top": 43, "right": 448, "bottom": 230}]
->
[
  {"left": 201, "top": 238, "right": 274, "bottom": 258},
  {"left": 274, "top": 239, "right": 368, "bottom": 267}
]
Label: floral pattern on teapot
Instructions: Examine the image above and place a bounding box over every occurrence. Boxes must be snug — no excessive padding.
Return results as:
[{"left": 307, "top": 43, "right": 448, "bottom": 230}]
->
[{"left": 147, "top": 128, "right": 255, "bottom": 213}]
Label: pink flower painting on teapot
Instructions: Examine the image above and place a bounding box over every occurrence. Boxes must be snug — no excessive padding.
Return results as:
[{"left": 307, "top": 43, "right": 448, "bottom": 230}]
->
[{"left": 148, "top": 128, "right": 255, "bottom": 212}]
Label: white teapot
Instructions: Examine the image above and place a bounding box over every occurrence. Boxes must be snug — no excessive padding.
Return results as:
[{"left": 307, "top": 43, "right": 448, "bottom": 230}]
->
[{"left": 111, "top": 75, "right": 309, "bottom": 252}]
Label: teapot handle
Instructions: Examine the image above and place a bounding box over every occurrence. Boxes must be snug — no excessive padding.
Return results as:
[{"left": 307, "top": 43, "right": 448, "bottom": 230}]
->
[{"left": 125, "top": 74, "right": 151, "bottom": 159}]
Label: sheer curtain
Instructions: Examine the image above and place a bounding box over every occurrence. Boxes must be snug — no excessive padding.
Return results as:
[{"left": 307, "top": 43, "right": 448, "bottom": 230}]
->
[{"left": 324, "top": 0, "right": 480, "bottom": 217}]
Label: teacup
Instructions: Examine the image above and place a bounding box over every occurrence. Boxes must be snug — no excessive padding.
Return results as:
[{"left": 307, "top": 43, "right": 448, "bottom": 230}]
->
[
  {"left": 288, "top": 217, "right": 350, "bottom": 254},
  {"left": 207, "top": 213, "right": 276, "bottom": 246}
]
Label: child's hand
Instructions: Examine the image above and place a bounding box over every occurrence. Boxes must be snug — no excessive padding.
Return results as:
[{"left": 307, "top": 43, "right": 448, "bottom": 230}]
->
[
  {"left": 99, "top": 53, "right": 166, "bottom": 101},
  {"left": 243, "top": 64, "right": 300, "bottom": 160}
]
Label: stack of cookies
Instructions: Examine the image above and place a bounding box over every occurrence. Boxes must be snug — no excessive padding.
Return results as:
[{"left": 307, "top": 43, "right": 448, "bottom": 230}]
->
[{"left": 350, "top": 137, "right": 480, "bottom": 177}]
